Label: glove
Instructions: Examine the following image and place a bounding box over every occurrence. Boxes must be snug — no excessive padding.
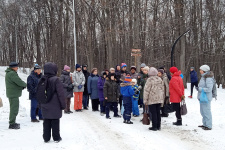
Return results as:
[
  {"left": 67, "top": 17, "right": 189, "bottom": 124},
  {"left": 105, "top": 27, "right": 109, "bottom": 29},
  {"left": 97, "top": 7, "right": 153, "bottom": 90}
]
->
[
  {"left": 196, "top": 87, "right": 199, "bottom": 91},
  {"left": 78, "top": 85, "right": 83, "bottom": 90},
  {"left": 135, "top": 91, "right": 139, "bottom": 95},
  {"left": 181, "top": 95, "right": 185, "bottom": 100}
]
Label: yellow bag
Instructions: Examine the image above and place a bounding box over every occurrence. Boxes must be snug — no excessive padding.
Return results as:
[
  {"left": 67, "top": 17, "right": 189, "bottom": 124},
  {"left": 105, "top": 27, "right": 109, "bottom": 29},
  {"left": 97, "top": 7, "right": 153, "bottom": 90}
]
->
[{"left": 0, "top": 97, "right": 3, "bottom": 107}]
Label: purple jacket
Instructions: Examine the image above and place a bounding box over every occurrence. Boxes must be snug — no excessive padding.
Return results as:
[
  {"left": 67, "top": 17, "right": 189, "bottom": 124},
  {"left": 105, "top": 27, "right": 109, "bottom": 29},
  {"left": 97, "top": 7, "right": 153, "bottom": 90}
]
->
[
  {"left": 98, "top": 76, "right": 105, "bottom": 101},
  {"left": 40, "top": 62, "right": 66, "bottom": 119}
]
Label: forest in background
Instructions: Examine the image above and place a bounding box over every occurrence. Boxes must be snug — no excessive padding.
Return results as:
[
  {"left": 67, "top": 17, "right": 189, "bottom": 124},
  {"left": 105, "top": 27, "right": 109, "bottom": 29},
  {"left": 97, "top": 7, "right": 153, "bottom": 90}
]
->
[{"left": 0, "top": 0, "right": 225, "bottom": 88}]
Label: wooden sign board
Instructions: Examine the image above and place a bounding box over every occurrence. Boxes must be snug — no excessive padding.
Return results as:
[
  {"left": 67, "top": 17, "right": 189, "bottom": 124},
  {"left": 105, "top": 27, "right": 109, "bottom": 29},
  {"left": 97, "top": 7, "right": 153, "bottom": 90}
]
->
[
  {"left": 131, "top": 53, "right": 142, "bottom": 57},
  {"left": 132, "top": 49, "right": 141, "bottom": 52}
]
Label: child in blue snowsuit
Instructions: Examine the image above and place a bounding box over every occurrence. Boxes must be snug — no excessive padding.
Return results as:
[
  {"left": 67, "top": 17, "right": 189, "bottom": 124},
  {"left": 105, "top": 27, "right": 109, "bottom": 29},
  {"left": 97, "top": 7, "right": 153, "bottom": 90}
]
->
[
  {"left": 131, "top": 79, "right": 140, "bottom": 117},
  {"left": 120, "top": 76, "right": 134, "bottom": 124}
]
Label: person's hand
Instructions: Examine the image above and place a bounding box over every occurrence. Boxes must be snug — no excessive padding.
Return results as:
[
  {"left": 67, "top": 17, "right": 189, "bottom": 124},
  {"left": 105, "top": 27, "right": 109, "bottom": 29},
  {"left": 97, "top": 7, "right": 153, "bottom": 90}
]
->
[
  {"left": 105, "top": 97, "right": 108, "bottom": 100},
  {"left": 138, "top": 76, "right": 141, "bottom": 79},
  {"left": 181, "top": 95, "right": 185, "bottom": 100},
  {"left": 78, "top": 85, "right": 83, "bottom": 90}
]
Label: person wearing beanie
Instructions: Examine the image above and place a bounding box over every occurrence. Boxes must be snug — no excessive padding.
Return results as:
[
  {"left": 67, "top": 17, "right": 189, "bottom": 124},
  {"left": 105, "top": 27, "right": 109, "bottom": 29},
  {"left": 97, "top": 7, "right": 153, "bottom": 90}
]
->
[
  {"left": 141, "top": 63, "right": 146, "bottom": 68},
  {"left": 137, "top": 66, "right": 149, "bottom": 109},
  {"left": 60, "top": 65, "right": 73, "bottom": 114},
  {"left": 27, "top": 64, "right": 43, "bottom": 122},
  {"left": 169, "top": 67, "right": 185, "bottom": 126},
  {"left": 120, "top": 63, "right": 129, "bottom": 81},
  {"left": 159, "top": 66, "right": 171, "bottom": 80},
  {"left": 158, "top": 69, "right": 170, "bottom": 117},
  {"left": 5, "top": 62, "right": 26, "bottom": 129},
  {"left": 131, "top": 79, "right": 140, "bottom": 117},
  {"left": 98, "top": 71, "right": 107, "bottom": 115},
  {"left": 110, "top": 68, "right": 115, "bottom": 74},
  {"left": 82, "top": 64, "right": 90, "bottom": 109},
  {"left": 197, "top": 65, "right": 214, "bottom": 130},
  {"left": 144, "top": 67, "right": 164, "bottom": 131},
  {"left": 104, "top": 73, "right": 121, "bottom": 119},
  {"left": 72, "top": 64, "right": 85, "bottom": 112},
  {"left": 130, "top": 66, "right": 138, "bottom": 79},
  {"left": 120, "top": 75, "right": 135, "bottom": 124}
]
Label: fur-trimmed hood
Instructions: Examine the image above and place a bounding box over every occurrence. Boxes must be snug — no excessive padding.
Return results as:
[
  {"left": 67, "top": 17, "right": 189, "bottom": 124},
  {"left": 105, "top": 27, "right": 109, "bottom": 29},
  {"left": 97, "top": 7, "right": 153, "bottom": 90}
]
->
[
  {"left": 203, "top": 71, "right": 214, "bottom": 78},
  {"left": 120, "top": 82, "right": 132, "bottom": 87}
]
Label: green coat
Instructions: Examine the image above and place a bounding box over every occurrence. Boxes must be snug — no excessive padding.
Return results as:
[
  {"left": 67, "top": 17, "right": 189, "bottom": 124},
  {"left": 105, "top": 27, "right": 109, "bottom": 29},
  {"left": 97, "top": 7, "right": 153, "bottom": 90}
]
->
[
  {"left": 138, "top": 73, "right": 148, "bottom": 99},
  {"left": 5, "top": 68, "right": 27, "bottom": 98}
]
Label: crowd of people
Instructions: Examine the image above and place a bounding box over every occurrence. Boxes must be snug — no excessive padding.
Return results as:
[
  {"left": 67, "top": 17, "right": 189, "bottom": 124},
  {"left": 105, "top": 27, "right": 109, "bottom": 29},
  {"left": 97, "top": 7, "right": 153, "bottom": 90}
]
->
[{"left": 4, "top": 61, "right": 215, "bottom": 143}]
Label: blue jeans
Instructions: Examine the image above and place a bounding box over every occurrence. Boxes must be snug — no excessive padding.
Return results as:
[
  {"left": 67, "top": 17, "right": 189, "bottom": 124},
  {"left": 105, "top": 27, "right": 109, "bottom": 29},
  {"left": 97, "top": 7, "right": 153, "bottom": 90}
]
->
[
  {"left": 31, "top": 98, "right": 42, "bottom": 120},
  {"left": 105, "top": 102, "right": 118, "bottom": 118},
  {"left": 132, "top": 98, "right": 139, "bottom": 116},
  {"left": 200, "top": 101, "right": 212, "bottom": 128},
  {"left": 100, "top": 100, "right": 105, "bottom": 113},
  {"left": 123, "top": 96, "right": 132, "bottom": 121},
  {"left": 83, "top": 94, "right": 89, "bottom": 108}
]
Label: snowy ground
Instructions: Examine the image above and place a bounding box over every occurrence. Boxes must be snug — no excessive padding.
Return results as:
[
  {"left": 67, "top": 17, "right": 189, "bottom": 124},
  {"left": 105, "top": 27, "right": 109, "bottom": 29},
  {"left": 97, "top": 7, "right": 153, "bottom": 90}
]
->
[{"left": 0, "top": 66, "right": 224, "bottom": 150}]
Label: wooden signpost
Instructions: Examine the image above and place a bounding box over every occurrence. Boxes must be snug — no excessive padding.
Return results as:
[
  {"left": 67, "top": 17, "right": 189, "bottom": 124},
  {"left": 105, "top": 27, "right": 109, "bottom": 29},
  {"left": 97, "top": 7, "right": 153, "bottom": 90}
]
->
[{"left": 131, "top": 49, "right": 142, "bottom": 68}]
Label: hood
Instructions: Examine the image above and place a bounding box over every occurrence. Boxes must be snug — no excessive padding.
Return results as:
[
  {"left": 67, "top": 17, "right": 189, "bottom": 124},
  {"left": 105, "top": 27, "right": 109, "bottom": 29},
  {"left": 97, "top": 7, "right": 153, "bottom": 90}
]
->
[
  {"left": 203, "top": 71, "right": 214, "bottom": 78},
  {"left": 5, "top": 68, "right": 15, "bottom": 73},
  {"left": 172, "top": 71, "right": 181, "bottom": 77},
  {"left": 62, "top": 70, "right": 70, "bottom": 75},
  {"left": 44, "top": 62, "right": 58, "bottom": 76},
  {"left": 120, "top": 82, "right": 132, "bottom": 87}
]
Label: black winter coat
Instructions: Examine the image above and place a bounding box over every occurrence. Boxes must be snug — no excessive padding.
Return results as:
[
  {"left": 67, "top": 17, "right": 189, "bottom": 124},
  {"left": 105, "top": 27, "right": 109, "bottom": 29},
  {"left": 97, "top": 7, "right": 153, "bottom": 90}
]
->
[
  {"left": 27, "top": 71, "right": 42, "bottom": 99},
  {"left": 40, "top": 62, "right": 66, "bottom": 119},
  {"left": 59, "top": 70, "right": 73, "bottom": 98},
  {"left": 82, "top": 70, "right": 90, "bottom": 95},
  {"left": 103, "top": 79, "right": 119, "bottom": 102}
]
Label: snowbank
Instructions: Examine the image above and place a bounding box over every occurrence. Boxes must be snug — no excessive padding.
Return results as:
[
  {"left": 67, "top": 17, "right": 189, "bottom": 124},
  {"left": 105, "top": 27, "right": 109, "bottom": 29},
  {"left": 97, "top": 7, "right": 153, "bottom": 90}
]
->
[{"left": 0, "top": 67, "right": 224, "bottom": 150}]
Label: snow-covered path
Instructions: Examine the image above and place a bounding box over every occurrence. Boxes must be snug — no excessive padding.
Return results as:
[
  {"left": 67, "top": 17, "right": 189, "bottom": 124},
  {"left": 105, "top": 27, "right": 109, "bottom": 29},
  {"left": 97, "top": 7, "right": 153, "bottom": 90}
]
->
[{"left": 0, "top": 67, "right": 224, "bottom": 150}]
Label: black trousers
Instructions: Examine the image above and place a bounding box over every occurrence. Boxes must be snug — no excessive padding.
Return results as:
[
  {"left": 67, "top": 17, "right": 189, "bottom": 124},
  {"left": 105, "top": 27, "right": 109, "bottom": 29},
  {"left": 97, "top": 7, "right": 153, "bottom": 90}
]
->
[
  {"left": 92, "top": 99, "right": 99, "bottom": 111},
  {"left": 119, "top": 96, "right": 123, "bottom": 110},
  {"left": 105, "top": 102, "right": 118, "bottom": 118},
  {"left": 191, "top": 82, "right": 198, "bottom": 96},
  {"left": 149, "top": 104, "right": 161, "bottom": 128},
  {"left": 43, "top": 119, "right": 61, "bottom": 141},
  {"left": 172, "top": 103, "right": 181, "bottom": 119}
]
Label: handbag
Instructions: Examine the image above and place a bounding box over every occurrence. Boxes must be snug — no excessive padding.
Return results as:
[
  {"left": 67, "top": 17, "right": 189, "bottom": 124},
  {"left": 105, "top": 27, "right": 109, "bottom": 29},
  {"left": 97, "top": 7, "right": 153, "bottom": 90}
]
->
[
  {"left": 163, "top": 103, "right": 174, "bottom": 114},
  {"left": 200, "top": 89, "right": 208, "bottom": 103},
  {"left": 142, "top": 105, "right": 150, "bottom": 125},
  {"left": 180, "top": 100, "right": 187, "bottom": 115},
  {"left": 0, "top": 97, "right": 3, "bottom": 107}
]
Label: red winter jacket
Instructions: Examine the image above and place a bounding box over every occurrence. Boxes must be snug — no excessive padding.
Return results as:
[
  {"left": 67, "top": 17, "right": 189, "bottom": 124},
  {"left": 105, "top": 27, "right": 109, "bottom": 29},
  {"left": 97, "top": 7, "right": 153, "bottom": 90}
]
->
[{"left": 169, "top": 71, "right": 184, "bottom": 103}]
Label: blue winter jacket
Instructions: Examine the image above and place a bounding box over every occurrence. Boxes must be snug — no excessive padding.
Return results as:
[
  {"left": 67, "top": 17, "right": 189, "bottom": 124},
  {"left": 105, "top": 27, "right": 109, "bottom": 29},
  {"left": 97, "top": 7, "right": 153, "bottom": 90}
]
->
[
  {"left": 197, "top": 71, "right": 214, "bottom": 101},
  {"left": 120, "top": 81, "right": 134, "bottom": 97},
  {"left": 190, "top": 70, "right": 198, "bottom": 83},
  {"left": 88, "top": 74, "right": 99, "bottom": 99},
  {"left": 27, "top": 71, "right": 42, "bottom": 100}
]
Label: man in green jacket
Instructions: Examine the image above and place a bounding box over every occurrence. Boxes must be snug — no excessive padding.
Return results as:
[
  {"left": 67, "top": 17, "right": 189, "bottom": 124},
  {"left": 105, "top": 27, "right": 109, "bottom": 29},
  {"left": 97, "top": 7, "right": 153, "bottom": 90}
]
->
[{"left": 5, "top": 62, "right": 27, "bottom": 129}]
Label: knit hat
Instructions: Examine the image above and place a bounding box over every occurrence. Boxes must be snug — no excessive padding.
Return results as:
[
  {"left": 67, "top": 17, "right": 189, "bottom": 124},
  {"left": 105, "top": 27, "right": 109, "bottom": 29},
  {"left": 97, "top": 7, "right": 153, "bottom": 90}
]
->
[
  {"left": 200, "top": 65, "right": 210, "bottom": 72},
  {"left": 76, "top": 64, "right": 81, "bottom": 70},
  {"left": 130, "top": 66, "right": 136, "bottom": 71},
  {"left": 121, "top": 63, "right": 127, "bottom": 68},
  {"left": 190, "top": 67, "right": 195, "bottom": 70},
  {"left": 141, "top": 63, "right": 146, "bottom": 68},
  {"left": 159, "top": 66, "right": 165, "bottom": 70},
  {"left": 143, "top": 66, "right": 150, "bottom": 72},
  {"left": 64, "top": 65, "right": 70, "bottom": 71},
  {"left": 82, "top": 64, "right": 88, "bottom": 68},
  {"left": 148, "top": 67, "right": 158, "bottom": 76},
  {"left": 125, "top": 75, "right": 132, "bottom": 82},
  {"left": 158, "top": 69, "right": 164, "bottom": 75},
  {"left": 131, "top": 79, "right": 137, "bottom": 85},
  {"left": 101, "top": 71, "right": 107, "bottom": 76},
  {"left": 9, "top": 62, "right": 19, "bottom": 68},
  {"left": 170, "top": 67, "right": 178, "bottom": 74},
  {"left": 34, "top": 64, "right": 41, "bottom": 70}
]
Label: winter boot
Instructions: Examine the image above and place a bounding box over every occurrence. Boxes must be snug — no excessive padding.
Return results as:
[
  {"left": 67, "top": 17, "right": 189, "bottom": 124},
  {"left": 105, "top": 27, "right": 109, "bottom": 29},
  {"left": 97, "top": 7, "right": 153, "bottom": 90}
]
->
[
  {"left": 31, "top": 119, "right": 40, "bottom": 123},
  {"left": 106, "top": 117, "right": 111, "bottom": 119},
  {"left": 188, "top": 96, "right": 192, "bottom": 98},
  {"left": 123, "top": 120, "right": 127, "bottom": 123},
  {"left": 149, "top": 127, "right": 158, "bottom": 131},
  {"left": 126, "top": 120, "right": 133, "bottom": 124},
  {"left": 54, "top": 137, "right": 62, "bottom": 143},
  {"left": 173, "top": 119, "right": 182, "bottom": 126},
  {"left": 9, "top": 123, "right": 20, "bottom": 129},
  {"left": 69, "top": 110, "right": 73, "bottom": 113},
  {"left": 114, "top": 115, "right": 121, "bottom": 118}
]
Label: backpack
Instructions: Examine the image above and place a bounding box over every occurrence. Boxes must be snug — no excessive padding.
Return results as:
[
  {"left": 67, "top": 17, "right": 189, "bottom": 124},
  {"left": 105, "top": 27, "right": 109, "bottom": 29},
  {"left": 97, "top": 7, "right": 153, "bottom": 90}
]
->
[{"left": 36, "top": 76, "right": 55, "bottom": 104}]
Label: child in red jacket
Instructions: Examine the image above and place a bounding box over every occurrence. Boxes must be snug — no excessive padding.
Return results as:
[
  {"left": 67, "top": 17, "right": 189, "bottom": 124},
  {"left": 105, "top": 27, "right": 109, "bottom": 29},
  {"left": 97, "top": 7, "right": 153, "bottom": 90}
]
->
[{"left": 169, "top": 67, "right": 185, "bottom": 126}]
